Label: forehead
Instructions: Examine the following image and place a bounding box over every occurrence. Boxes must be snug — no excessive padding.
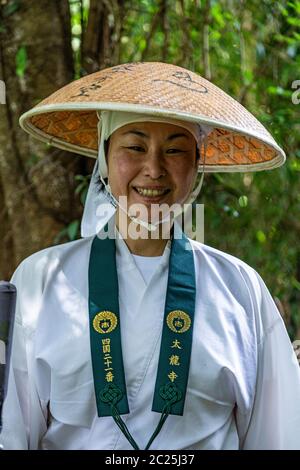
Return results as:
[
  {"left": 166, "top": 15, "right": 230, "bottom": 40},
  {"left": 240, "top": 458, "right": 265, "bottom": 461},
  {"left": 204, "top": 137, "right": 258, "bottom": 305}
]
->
[{"left": 111, "top": 121, "right": 195, "bottom": 141}]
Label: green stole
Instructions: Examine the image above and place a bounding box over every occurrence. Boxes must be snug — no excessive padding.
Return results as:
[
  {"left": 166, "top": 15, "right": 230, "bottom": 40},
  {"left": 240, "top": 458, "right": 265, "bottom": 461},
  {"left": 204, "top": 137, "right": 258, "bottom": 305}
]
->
[{"left": 88, "top": 228, "right": 196, "bottom": 450}]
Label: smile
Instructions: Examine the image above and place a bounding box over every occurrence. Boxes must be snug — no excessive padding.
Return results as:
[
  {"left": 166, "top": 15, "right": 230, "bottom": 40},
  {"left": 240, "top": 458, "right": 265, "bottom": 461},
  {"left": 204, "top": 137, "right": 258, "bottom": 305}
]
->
[{"left": 134, "top": 187, "right": 170, "bottom": 197}]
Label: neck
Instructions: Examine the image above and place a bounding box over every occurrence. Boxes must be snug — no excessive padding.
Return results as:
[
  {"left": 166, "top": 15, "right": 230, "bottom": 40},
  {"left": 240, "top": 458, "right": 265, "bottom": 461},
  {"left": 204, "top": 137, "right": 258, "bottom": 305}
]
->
[
  {"left": 122, "top": 235, "right": 169, "bottom": 257},
  {"left": 115, "top": 210, "right": 172, "bottom": 256}
]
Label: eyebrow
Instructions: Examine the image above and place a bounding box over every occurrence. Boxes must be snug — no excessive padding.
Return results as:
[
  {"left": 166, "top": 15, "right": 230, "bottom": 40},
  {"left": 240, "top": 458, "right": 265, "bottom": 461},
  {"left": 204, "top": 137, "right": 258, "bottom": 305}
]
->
[{"left": 121, "top": 130, "right": 190, "bottom": 141}]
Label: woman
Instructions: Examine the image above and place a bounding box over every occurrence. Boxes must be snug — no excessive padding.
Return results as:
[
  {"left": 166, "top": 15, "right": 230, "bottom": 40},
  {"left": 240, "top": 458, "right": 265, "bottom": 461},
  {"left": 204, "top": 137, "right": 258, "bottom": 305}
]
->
[{"left": 2, "top": 62, "right": 300, "bottom": 450}]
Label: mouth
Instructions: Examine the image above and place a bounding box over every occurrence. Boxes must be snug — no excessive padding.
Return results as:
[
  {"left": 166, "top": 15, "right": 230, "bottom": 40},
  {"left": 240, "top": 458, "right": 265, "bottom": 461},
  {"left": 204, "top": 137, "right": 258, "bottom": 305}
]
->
[{"left": 133, "top": 186, "right": 171, "bottom": 199}]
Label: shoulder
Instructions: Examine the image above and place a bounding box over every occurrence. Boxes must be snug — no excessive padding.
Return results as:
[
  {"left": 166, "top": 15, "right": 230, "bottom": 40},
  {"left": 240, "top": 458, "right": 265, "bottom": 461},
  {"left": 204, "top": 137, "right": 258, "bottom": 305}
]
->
[
  {"left": 188, "top": 238, "right": 266, "bottom": 309},
  {"left": 188, "top": 238, "right": 282, "bottom": 336},
  {"left": 11, "top": 237, "right": 94, "bottom": 323},
  {"left": 188, "top": 238, "right": 258, "bottom": 280},
  {"left": 11, "top": 237, "right": 94, "bottom": 328},
  {"left": 12, "top": 237, "right": 93, "bottom": 280}
]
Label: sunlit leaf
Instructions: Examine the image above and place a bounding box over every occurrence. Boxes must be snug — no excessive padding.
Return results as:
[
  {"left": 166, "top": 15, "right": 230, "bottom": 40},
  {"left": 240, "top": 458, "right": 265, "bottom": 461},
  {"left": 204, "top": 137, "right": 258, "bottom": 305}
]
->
[
  {"left": 16, "top": 46, "right": 27, "bottom": 78},
  {"left": 256, "top": 230, "right": 266, "bottom": 243},
  {"left": 238, "top": 195, "right": 248, "bottom": 208}
]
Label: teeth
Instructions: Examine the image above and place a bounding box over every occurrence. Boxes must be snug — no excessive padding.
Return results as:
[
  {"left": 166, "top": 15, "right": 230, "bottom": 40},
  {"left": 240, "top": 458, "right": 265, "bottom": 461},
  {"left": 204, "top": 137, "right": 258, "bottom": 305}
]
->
[{"left": 136, "top": 188, "right": 168, "bottom": 197}]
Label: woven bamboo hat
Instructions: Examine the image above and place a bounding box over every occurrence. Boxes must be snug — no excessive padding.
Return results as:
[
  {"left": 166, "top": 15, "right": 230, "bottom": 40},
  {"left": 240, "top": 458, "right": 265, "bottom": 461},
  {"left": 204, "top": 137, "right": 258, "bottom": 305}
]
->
[{"left": 19, "top": 62, "right": 285, "bottom": 172}]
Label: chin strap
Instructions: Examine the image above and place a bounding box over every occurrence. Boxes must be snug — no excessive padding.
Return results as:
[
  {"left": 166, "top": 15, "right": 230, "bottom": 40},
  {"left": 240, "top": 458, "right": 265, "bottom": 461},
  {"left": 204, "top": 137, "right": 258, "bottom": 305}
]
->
[
  {"left": 99, "top": 174, "right": 158, "bottom": 232},
  {"left": 184, "top": 133, "right": 207, "bottom": 207}
]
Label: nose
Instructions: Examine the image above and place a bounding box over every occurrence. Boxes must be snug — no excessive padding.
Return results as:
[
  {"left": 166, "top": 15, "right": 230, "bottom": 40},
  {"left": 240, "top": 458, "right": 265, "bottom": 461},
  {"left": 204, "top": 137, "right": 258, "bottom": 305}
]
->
[{"left": 143, "top": 148, "right": 166, "bottom": 179}]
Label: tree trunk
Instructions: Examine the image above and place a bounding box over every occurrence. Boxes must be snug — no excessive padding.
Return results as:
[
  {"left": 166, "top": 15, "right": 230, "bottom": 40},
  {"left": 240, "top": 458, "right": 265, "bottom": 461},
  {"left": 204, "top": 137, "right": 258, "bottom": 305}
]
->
[
  {"left": 202, "top": 0, "right": 211, "bottom": 80},
  {"left": 0, "top": 0, "right": 83, "bottom": 278},
  {"left": 82, "top": 0, "right": 119, "bottom": 75}
]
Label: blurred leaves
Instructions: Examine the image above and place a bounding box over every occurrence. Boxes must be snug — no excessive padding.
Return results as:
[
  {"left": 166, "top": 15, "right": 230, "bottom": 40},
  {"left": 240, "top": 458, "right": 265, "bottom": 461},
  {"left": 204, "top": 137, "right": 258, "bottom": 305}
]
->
[
  {"left": 74, "top": 174, "right": 91, "bottom": 205},
  {"left": 54, "top": 220, "right": 80, "bottom": 243},
  {"left": 2, "top": 0, "right": 20, "bottom": 17}
]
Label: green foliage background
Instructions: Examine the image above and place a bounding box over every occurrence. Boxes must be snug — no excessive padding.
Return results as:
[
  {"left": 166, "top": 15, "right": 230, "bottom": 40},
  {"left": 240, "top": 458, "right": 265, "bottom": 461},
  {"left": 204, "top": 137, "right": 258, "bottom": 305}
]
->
[{"left": 69, "top": 0, "right": 300, "bottom": 338}]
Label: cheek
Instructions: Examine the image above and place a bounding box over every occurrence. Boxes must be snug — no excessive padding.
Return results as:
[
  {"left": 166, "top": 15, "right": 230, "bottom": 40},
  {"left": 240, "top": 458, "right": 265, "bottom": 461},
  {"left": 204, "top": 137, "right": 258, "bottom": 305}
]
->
[
  {"left": 172, "top": 161, "right": 197, "bottom": 189},
  {"left": 108, "top": 154, "right": 138, "bottom": 190}
]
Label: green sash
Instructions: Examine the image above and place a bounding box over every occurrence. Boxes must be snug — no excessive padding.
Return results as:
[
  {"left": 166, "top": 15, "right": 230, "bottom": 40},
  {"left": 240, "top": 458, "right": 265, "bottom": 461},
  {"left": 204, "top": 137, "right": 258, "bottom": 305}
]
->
[
  {"left": 88, "top": 233, "right": 129, "bottom": 417},
  {"left": 88, "top": 227, "right": 196, "bottom": 449}
]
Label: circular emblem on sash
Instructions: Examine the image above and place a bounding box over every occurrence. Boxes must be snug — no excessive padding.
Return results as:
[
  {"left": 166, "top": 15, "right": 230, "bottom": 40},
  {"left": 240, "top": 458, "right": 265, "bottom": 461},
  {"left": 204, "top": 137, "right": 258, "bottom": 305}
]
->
[
  {"left": 166, "top": 310, "right": 191, "bottom": 334},
  {"left": 93, "top": 311, "right": 118, "bottom": 334}
]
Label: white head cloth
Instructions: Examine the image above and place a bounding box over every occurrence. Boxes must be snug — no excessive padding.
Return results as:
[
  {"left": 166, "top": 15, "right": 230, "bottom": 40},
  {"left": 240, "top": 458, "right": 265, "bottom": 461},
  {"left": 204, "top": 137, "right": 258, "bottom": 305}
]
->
[{"left": 81, "top": 111, "right": 212, "bottom": 237}]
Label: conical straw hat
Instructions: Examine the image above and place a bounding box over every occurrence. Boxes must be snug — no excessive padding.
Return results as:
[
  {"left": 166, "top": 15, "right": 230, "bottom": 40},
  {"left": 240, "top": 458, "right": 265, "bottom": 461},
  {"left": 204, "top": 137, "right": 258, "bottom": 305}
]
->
[{"left": 19, "top": 62, "right": 285, "bottom": 172}]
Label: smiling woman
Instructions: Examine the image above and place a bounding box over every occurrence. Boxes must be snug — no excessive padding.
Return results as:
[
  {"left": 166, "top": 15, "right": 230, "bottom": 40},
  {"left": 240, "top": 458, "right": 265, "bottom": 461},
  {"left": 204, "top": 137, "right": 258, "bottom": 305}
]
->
[{"left": 2, "top": 62, "right": 300, "bottom": 451}]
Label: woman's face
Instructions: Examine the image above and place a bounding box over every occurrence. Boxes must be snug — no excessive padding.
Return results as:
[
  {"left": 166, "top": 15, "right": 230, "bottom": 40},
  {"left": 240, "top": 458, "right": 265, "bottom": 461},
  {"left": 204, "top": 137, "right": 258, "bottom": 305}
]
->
[{"left": 106, "top": 121, "right": 198, "bottom": 221}]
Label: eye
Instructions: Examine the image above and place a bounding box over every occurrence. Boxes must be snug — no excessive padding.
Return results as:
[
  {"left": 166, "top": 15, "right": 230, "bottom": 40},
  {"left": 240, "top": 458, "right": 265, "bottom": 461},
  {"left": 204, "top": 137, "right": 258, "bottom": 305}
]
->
[
  {"left": 127, "top": 146, "right": 144, "bottom": 152},
  {"left": 166, "top": 149, "right": 185, "bottom": 154}
]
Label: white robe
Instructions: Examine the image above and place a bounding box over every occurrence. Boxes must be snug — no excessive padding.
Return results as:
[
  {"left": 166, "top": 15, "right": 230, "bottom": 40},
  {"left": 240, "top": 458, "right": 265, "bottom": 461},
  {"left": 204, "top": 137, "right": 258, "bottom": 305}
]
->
[{"left": 1, "top": 233, "right": 300, "bottom": 450}]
